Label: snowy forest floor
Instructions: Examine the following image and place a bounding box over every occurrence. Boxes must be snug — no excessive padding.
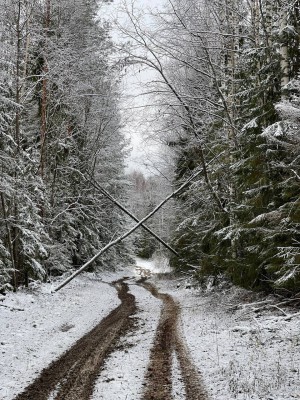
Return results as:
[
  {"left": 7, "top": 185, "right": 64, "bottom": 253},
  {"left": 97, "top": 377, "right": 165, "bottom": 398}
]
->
[{"left": 0, "top": 258, "right": 299, "bottom": 400}]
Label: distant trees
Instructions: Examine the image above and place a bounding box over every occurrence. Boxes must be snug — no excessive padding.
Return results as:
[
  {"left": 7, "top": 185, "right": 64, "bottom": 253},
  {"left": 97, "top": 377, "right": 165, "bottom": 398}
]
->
[
  {"left": 0, "top": 0, "right": 128, "bottom": 291},
  {"left": 121, "top": 0, "right": 300, "bottom": 294},
  {"left": 127, "top": 170, "right": 174, "bottom": 259},
  {"left": 2, "top": 0, "right": 299, "bottom": 295}
]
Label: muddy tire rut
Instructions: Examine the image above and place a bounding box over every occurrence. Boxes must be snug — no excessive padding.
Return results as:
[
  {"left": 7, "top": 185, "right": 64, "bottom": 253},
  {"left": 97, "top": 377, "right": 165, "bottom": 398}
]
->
[
  {"left": 13, "top": 279, "right": 136, "bottom": 400},
  {"left": 141, "top": 281, "right": 207, "bottom": 400},
  {"left": 13, "top": 277, "right": 207, "bottom": 400}
]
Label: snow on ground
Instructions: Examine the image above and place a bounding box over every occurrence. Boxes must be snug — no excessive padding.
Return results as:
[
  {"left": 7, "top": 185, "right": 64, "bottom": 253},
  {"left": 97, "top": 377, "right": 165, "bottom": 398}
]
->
[
  {"left": 155, "top": 276, "right": 300, "bottom": 400},
  {"left": 135, "top": 255, "right": 172, "bottom": 274},
  {"left": 171, "top": 351, "right": 186, "bottom": 399},
  {"left": 91, "top": 282, "right": 161, "bottom": 400},
  {"left": 0, "top": 273, "right": 121, "bottom": 400},
  {"left": 1, "top": 258, "right": 300, "bottom": 400}
]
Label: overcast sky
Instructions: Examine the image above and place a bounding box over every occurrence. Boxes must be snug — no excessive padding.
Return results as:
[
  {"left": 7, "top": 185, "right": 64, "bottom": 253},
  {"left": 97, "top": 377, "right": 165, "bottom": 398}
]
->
[{"left": 101, "top": 0, "right": 166, "bottom": 176}]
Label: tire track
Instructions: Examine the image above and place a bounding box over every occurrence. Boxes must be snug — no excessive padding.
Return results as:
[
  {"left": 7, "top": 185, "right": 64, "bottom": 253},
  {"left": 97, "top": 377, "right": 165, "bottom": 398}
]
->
[
  {"left": 13, "top": 279, "right": 136, "bottom": 400},
  {"left": 141, "top": 281, "right": 208, "bottom": 400}
]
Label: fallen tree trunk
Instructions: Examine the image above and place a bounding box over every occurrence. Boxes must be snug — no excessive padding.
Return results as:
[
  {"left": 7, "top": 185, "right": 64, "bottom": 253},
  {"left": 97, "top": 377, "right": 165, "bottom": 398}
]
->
[
  {"left": 54, "top": 153, "right": 222, "bottom": 292},
  {"left": 87, "top": 176, "right": 178, "bottom": 257}
]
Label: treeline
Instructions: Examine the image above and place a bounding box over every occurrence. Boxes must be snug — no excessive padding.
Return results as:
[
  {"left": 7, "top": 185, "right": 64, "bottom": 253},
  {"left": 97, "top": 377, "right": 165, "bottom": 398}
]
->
[
  {"left": 0, "top": 0, "right": 127, "bottom": 292},
  {"left": 127, "top": 170, "right": 174, "bottom": 259},
  {"left": 123, "top": 0, "right": 300, "bottom": 294}
]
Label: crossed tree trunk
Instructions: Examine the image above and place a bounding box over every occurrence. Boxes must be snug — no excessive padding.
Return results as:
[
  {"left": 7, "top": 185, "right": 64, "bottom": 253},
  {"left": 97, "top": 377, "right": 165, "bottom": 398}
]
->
[{"left": 54, "top": 154, "right": 223, "bottom": 292}]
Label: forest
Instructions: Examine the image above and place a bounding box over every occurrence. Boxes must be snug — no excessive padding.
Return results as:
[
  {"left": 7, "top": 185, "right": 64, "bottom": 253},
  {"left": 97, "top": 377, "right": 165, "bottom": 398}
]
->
[{"left": 1, "top": 0, "right": 300, "bottom": 296}]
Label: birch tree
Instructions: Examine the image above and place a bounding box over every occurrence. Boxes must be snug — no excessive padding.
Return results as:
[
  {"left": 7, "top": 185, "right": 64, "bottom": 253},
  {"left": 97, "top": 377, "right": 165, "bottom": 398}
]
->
[
  {"left": 118, "top": 0, "right": 300, "bottom": 293},
  {"left": 0, "top": 0, "right": 129, "bottom": 290}
]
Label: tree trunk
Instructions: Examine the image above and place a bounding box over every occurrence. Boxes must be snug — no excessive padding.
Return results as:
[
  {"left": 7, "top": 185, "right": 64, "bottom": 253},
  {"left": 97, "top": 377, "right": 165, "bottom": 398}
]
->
[
  {"left": 40, "top": 0, "right": 51, "bottom": 178},
  {"left": 0, "top": 194, "right": 17, "bottom": 291},
  {"left": 54, "top": 154, "right": 223, "bottom": 292},
  {"left": 88, "top": 177, "right": 179, "bottom": 257},
  {"left": 280, "top": 5, "right": 289, "bottom": 93},
  {"left": 11, "top": 0, "right": 24, "bottom": 286},
  {"left": 222, "top": 0, "right": 239, "bottom": 259},
  {"left": 15, "top": 0, "right": 22, "bottom": 150}
]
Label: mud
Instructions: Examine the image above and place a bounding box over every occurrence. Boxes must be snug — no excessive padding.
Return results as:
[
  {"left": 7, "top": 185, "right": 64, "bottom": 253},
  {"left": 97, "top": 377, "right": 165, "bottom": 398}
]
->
[
  {"left": 13, "top": 279, "right": 136, "bottom": 400},
  {"left": 141, "top": 282, "right": 208, "bottom": 400},
  {"left": 13, "top": 277, "right": 207, "bottom": 400}
]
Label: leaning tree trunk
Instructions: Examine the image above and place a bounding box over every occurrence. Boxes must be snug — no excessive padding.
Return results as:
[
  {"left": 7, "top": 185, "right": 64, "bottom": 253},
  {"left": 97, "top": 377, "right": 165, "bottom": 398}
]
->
[{"left": 54, "top": 154, "right": 224, "bottom": 292}]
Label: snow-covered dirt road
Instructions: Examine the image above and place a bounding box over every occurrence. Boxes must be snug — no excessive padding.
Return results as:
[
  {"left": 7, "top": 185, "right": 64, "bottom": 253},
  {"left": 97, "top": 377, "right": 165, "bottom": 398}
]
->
[
  {"left": 13, "top": 279, "right": 137, "bottom": 400},
  {"left": 1, "top": 259, "right": 299, "bottom": 399},
  {"left": 5, "top": 275, "right": 206, "bottom": 400}
]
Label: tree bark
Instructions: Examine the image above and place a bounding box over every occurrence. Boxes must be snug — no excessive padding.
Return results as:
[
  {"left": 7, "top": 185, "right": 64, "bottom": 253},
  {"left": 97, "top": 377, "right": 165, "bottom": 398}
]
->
[
  {"left": 15, "top": 0, "right": 22, "bottom": 150},
  {"left": 280, "top": 6, "right": 289, "bottom": 94},
  {"left": 88, "top": 177, "right": 179, "bottom": 257},
  {"left": 40, "top": 0, "right": 51, "bottom": 178},
  {"left": 0, "top": 193, "right": 17, "bottom": 291},
  {"left": 54, "top": 153, "right": 223, "bottom": 292}
]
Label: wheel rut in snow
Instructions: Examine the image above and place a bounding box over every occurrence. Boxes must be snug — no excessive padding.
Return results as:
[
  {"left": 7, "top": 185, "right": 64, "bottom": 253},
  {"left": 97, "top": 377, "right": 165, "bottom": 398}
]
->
[
  {"left": 141, "top": 281, "right": 208, "bottom": 400},
  {"left": 13, "top": 278, "right": 136, "bottom": 400}
]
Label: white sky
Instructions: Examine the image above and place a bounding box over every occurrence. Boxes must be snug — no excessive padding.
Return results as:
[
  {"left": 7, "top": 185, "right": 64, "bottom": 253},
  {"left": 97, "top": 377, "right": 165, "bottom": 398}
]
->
[{"left": 100, "top": 0, "right": 167, "bottom": 176}]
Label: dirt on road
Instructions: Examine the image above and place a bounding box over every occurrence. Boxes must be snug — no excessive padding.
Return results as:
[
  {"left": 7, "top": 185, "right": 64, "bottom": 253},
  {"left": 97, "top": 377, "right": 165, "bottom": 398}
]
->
[
  {"left": 13, "top": 277, "right": 207, "bottom": 400},
  {"left": 141, "top": 281, "right": 207, "bottom": 400},
  {"left": 14, "top": 279, "right": 136, "bottom": 400}
]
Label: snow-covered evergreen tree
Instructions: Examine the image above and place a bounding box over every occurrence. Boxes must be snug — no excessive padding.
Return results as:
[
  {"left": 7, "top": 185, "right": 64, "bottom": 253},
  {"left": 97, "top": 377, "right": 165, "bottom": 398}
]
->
[
  {"left": 120, "top": 0, "right": 300, "bottom": 294},
  {"left": 0, "top": 0, "right": 128, "bottom": 290}
]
